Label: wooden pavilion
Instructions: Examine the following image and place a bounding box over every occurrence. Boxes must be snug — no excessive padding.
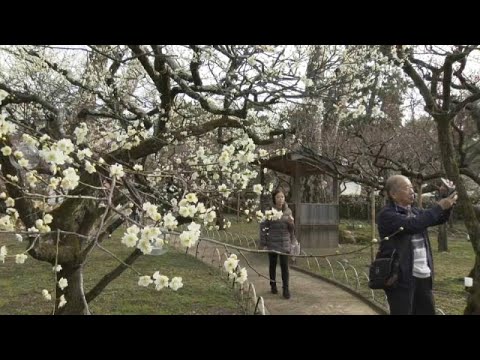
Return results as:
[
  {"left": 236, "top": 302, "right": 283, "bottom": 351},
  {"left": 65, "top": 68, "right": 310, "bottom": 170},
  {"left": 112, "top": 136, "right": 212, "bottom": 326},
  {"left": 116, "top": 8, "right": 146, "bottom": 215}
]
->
[{"left": 260, "top": 150, "right": 339, "bottom": 249}]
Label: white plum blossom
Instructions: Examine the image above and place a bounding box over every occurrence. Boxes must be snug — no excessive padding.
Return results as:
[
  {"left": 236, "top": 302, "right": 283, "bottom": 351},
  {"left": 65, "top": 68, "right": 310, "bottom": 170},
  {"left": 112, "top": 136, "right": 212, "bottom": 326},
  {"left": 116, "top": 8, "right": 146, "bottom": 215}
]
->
[
  {"left": 142, "top": 202, "right": 162, "bottom": 221},
  {"left": 43, "top": 214, "right": 53, "bottom": 224},
  {"left": 15, "top": 254, "right": 28, "bottom": 264},
  {"left": 53, "top": 265, "right": 62, "bottom": 272},
  {"left": 1, "top": 146, "right": 12, "bottom": 156},
  {"left": 42, "top": 289, "right": 52, "bottom": 301},
  {"left": 85, "top": 161, "right": 96, "bottom": 174},
  {"left": 6, "top": 208, "right": 18, "bottom": 220},
  {"left": 61, "top": 167, "right": 80, "bottom": 191},
  {"left": 218, "top": 184, "right": 231, "bottom": 198},
  {"left": 271, "top": 208, "right": 283, "bottom": 220},
  {"left": 58, "top": 295, "right": 67, "bottom": 308},
  {"left": 196, "top": 146, "right": 205, "bottom": 158},
  {"left": 196, "top": 202, "right": 206, "bottom": 214},
  {"left": 185, "top": 193, "right": 198, "bottom": 204},
  {"left": 77, "top": 148, "right": 92, "bottom": 160},
  {"left": 218, "top": 151, "right": 231, "bottom": 167},
  {"left": 137, "top": 239, "right": 153, "bottom": 254},
  {"left": 15, "top": 234, "right": 23, "bottom": 242},
  {"left": 0, "top": 116, "right": 17, "bottom": 136},
  {"left": 138, "top": 275, "right": 153, "bottom": 287},
  {"left": 253, "top": 184, "right": 263, "bottom": 195},
  {"left": 121, "top": 232, "right": 138, "bottom": 247},
  {"left": 163, "top": 212, "right": 178, "bottom": 230},
  {"left": 140, "top": 226, "right": 162, "bottom": 242},
  {"left": 179, "top": 230, "right": 199, "bottom": 248},
  {"left": 35, "top": 219, "right": 51, "bottom": 233},
  {"left": 74, "top": 123, "right": 88, "bottom": 144},
  {"left": 224, "top": 254, "right": 239, "bottom": 273},
  {"left": 205, "top": 210, "right": 216, "bottom": 223},
  {"left": 268, "top": 183, "right": 274, "bottom": 192},
  {"left": 39, "top": 134, "right": 50, "bottom": 143},
  {"left": 0, "top": 215, "right": 14, "bottom": 231},
  {"left": 255, "top": 210, "right": 264, "bottom": 221},
  {"left": 154, "top": 238, "right": 164, "bottom": 248},
  {"left": 236, "top": 267, "right": 248, "bottom": 284},
  {"left": 0, "top": 89, "right": 8, "bottom": 101},
  {"left": 153, "top": 271, "right": 169, "bottom": 290},
  {"left": 259, "top": 149, "right": 268, "bottom": 158},
  {"left": 179, "top": 204, "right": 196, "bottom": 218},
  {"left": 169, "top": 277, "right": 183, "bottom": 291},
  {"left": 110, "top": 164, "right": 125, "bottom": 179},
  {"left": 40, "top": 148, "right": 67, "bottom": 165},
  {"left": 0, "top": 245, "right": 8, "bottom": 263},
  {"left": 57, "top": 139, "right": 75, "bottom": 154},
  {"left": 13, "top": 150, "right": 23, "bottom": 159},
  {"left": 48, "top": 177, "right": 61, "bottom": 189},
  {"left": 58, "top": 277, "right": 68, "bottom": 290},
  {"left": 126, "top": 224, "right": 140, "bottom": 235},
  {"left": 26, "top": 171, "right": 38, "bottom": 187},
  {"left": 5, "top": 197, "right": 15, "bottom": 208},
  {"left": 18, "top": 158, "right": 29, "bottom": 168}
]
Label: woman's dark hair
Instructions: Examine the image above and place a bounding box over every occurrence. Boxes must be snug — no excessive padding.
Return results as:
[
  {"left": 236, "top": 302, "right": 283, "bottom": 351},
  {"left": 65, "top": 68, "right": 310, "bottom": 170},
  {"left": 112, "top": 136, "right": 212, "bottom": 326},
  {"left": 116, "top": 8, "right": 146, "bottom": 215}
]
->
[{"left": 272, "top": 189, "right": 287, "bottom": 211}]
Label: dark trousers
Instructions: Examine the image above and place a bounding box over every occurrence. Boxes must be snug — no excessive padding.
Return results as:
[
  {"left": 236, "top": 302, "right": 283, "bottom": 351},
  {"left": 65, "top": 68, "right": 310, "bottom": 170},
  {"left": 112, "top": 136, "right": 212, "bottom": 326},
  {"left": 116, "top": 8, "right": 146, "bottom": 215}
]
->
[
  {"left": 268, "top": 253, "right": 289, "bottom": 288},
  {"left": 385, "top": 277, "right": 435, "bottom": 315}
]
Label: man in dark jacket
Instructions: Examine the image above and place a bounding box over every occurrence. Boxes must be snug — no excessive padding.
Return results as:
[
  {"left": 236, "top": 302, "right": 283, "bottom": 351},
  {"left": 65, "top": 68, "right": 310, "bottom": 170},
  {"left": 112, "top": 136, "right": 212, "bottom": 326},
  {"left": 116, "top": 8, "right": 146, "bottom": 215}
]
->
[{"left": 377, "top": 175, "right": 457, "bottom": 315}]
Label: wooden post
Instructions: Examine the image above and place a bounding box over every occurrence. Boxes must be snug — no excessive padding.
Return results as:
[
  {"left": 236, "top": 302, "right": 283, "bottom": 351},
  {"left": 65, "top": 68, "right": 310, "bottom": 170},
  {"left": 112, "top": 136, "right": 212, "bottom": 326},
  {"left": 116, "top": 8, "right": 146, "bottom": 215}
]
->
[
  {"left": 332, "top": 176, "right": 339, "bottom": 204},
  {"left": 292, "top": 162, "right": 301, "bottom": 225},
  {"left": 370, "top": 188, "right": 376, "bottom": 262},
  {"left": 237, "top": 192, "right": 241, "bottom": 223}
]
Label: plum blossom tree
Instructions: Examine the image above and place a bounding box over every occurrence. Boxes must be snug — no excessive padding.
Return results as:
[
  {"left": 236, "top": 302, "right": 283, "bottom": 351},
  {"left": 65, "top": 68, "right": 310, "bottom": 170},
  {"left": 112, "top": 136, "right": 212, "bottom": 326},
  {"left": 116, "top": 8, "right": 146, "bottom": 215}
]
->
[
  {"left": 0, "top": 45, "right": 319, "bottom": 314},
  {"left": 0, "top": 45, "right": 411, "bottom": 314}
]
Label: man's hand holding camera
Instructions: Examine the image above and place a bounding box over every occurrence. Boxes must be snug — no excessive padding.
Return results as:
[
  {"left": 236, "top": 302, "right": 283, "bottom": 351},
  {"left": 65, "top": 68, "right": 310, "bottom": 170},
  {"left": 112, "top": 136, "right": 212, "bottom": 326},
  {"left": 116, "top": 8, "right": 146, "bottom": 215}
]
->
[{"left": 438, "top": 187, "right": 458, "bottom": 210}]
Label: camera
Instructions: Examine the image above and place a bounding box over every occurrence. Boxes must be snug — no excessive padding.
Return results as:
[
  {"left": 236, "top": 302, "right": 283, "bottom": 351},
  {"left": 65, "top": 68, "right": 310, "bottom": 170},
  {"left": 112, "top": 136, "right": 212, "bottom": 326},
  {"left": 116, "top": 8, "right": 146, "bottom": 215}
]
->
[{"left": 439, "top": 179, "right": 456, "bottom": 199}]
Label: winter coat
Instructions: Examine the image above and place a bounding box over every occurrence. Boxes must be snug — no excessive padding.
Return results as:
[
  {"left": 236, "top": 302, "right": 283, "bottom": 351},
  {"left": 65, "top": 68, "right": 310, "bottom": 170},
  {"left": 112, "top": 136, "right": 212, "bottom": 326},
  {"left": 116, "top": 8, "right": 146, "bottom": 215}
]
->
[
  {"left": 259, "top": 205, "right": 295, "bottom": 253},
  {"left": 376, "top": 202, "right": 451, "bottom": 288}
]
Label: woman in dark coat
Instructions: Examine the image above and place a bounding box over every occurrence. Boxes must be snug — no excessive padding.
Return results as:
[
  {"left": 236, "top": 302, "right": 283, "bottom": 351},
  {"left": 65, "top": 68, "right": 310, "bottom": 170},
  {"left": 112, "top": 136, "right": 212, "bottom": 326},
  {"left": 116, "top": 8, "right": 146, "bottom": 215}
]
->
[{"left": 259, "top": 189, "right": 295, "bottom": 299}]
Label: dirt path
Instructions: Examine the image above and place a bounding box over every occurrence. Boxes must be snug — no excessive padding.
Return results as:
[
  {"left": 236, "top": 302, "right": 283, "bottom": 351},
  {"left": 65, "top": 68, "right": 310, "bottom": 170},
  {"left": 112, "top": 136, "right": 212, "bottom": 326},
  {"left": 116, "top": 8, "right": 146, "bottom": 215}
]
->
[{"left": 179, "top": 239, "right": 381, "bottom": 315}]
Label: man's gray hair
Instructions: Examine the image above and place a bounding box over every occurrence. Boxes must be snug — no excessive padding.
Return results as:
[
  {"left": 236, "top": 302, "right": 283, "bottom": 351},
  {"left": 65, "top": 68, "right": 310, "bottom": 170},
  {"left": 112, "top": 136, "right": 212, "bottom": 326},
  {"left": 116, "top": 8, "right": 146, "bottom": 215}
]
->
[{"left": 384, "top": 175, "right": 409, "bottom": 201}]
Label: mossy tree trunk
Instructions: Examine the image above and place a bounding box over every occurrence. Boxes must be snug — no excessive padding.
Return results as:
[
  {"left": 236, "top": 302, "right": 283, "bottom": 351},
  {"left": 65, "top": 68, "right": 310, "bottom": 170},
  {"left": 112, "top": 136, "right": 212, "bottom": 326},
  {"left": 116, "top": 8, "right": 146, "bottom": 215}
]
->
[{"left": 436, "top": 117, "right": 480, "bottom": 314}]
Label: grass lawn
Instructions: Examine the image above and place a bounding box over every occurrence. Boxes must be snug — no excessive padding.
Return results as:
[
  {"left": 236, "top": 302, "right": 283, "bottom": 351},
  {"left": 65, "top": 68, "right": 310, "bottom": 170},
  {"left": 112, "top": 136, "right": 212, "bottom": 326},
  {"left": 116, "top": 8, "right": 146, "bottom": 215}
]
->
[{"left": 0, "top": 229, "right": 244, "bottom": 315}]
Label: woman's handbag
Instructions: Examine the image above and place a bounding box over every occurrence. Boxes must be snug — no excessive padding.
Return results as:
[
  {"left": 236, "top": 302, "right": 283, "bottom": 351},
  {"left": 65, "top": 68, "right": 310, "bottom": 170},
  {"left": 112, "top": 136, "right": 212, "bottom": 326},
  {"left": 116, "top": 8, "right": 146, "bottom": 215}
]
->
[
  {"left": 291, "top": 240, "right": 301, "bottom": 256},
  {"left": 368, "top": 250, "right": 399, "bottom": 290}
]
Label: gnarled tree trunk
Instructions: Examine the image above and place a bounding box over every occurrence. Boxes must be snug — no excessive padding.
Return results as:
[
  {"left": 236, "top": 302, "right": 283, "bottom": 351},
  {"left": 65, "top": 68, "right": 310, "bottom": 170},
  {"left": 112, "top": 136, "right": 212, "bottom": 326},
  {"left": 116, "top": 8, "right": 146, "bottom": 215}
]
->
[{"left": 55, "top": 264, "right": 90, "bottom": 315}]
